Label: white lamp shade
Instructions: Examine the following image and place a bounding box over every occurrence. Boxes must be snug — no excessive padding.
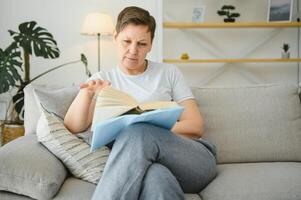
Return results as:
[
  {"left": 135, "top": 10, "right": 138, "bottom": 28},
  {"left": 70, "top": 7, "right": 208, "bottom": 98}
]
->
[{"left": 81, "top": 12, "right": 114, "bottom": 36}]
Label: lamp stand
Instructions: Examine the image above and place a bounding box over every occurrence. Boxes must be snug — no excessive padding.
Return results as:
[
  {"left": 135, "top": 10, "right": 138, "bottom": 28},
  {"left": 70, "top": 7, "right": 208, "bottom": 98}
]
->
[{"left": 97, "top": 33, "right": 100, "bottom": 72}]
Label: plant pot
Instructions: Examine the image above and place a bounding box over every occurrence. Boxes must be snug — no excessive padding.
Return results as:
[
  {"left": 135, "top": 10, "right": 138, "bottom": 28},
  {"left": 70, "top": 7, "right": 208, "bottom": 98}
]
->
[
  {"left": 1, "top": 123, "right": 24, "bottom": 145},
  {"left": 281, "top": 52, "right": 290, "bottom": 59},
  {"left": 224, "top": 18, "right": 235, "bottom": 23}
]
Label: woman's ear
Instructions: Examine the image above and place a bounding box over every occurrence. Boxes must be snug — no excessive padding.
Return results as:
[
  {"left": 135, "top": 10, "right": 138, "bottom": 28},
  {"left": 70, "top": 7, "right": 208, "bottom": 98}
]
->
[{"left": 113, "top": 30, "right": 118, "bottom": 43}]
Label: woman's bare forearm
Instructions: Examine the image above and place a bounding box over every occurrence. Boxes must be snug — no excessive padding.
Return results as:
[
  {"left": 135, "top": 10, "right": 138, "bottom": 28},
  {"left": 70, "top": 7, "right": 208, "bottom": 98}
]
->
[
  {"left": 64, "top": 80, "right": 111, "bottom": 133},
  {"left": 171, "top": 99, "right": 204, "bottom": 139},
  {"left": 171, "top": 119, "right": 204, "bottom": 139},
  {"left": 64, "top": 89, "right": 95, "bottom": 133}
]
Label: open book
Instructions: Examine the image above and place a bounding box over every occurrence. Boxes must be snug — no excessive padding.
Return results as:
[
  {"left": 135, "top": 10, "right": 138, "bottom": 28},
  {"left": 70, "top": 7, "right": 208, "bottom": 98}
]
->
[{"left": 90, "top": 86, "right": 184, "bottom": 151}]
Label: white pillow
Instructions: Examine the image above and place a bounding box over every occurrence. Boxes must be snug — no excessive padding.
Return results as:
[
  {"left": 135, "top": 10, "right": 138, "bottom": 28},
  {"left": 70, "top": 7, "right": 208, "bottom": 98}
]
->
[{"left": 36, "top": 107, "right": 110, "bottom": 184}]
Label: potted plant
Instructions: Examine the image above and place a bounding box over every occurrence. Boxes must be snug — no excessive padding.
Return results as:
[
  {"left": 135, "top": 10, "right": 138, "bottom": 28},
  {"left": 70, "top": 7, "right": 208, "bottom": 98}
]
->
[
  {"left": 217, "top": 5, "right": 240, "bottom": 22},
  {"left": 281, "top": 43, "right": 290, "bottom": 59},
  {"left": 0, "top": 21, "right": 91, "bottom": 144}
]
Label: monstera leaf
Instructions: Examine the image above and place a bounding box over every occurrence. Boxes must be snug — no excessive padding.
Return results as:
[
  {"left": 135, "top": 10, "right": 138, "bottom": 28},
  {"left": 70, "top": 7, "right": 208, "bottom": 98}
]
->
[
  {"left": 81, "top": 53, "right": 91, "bottom": 77},
  {"left": 12, "top": 83, "right": 26, "bottom": 118},
  {"left": 0, "top": 42, "right": 22, "bottom": 93},
  {"left": 8, "top": 21, "right": 60, "bottom": 58}
]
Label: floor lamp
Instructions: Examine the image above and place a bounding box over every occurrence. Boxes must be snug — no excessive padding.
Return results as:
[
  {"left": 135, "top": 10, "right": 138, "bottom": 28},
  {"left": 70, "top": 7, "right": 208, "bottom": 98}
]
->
[{"left": 81, "top": 12, "right": 114, "bottom": 71}]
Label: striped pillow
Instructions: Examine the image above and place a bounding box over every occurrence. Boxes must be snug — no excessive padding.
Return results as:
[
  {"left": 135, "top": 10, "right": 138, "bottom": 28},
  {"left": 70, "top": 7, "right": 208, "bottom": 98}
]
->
[{"left": 36, "top": 107, "right": 110, "bottom": 184}]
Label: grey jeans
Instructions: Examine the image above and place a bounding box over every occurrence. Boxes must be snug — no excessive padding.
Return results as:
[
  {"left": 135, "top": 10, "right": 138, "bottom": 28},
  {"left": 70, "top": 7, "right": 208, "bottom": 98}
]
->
[{"left": 92, "top": 123, "right": 217, "bottom": 200}]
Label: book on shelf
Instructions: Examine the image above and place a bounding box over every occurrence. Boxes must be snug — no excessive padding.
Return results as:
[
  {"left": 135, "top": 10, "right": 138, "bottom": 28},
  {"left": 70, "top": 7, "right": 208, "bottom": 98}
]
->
[{"left": 91, "top": 86, "right": 184, "bottom": 151}]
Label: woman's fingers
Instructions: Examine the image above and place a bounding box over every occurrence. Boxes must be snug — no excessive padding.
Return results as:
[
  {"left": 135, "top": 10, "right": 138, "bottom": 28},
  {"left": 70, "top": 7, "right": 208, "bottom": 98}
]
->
[
  {"left": 80, "top": 80, "right": 111, "bottom": 92},
  {"left": 79, "top": 83, "right": 89, "bottom": 89}
]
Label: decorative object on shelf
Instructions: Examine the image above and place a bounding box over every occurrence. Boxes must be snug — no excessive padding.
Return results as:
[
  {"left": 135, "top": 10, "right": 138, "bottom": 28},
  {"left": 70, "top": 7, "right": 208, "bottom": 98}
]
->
[
  {"left": 0, "top": 21, "right": 91, "bottom": 125},
  {"left": 217, "top": 5, "right": 240, "bottom": 23},
  {"left": 281, "top": 43, "right": 290, "bottom": 58},
  {"left": 81, "top": 12, "right": 114, "bottom": 72},
  {"left": 192, "top": 6, "right": 206, "bottom": 22},
  {"left": 181, "top": 53, "right": 190, "bottom": 60},
  {"left": 268, "top": 0, "right": 293, "bottom": 22}
]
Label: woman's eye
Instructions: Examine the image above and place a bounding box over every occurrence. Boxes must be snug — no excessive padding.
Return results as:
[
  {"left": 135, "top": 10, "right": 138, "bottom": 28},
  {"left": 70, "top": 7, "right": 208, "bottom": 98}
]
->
[
  {"left": 123, "top": 40, "right": 131, "bottom": 44},
  {"left": 138, "top": 43, "right": 147, "bottom": 46}
]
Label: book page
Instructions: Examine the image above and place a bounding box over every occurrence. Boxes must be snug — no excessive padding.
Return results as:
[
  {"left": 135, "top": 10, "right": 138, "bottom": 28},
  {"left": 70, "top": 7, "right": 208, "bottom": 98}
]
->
[
  {"left": 95, "top": 86, "right": 138, "bottom": 107},
  {"left": 92, "top": 87, "right": 178, "bottom": 130},
  {"left": 139, "top": 101, "right": 178, "bottom": 110}
]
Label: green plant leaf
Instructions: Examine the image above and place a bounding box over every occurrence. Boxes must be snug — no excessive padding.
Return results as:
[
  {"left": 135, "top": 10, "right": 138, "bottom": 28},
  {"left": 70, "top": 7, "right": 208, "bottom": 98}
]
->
[
  {"left": 81, "top": 53, "right": 88, "bottom": 67},
  {"left": 217, "top": 10, "right": 227, "bottom": 16},
  {"left": 12, "top": 84, "right": 25, "bottom": 119},
  {"left": 9, "top": 21, "right": 60, "bottom": 59},
  {"left": 230, "top": 13, "right": 240, "bottom": 18},
  {"left": 81, "top": 53, "right": 91, "bottom": 77},
  {"left": 0, "top": 43, "right": 22, "bottom": 93}
]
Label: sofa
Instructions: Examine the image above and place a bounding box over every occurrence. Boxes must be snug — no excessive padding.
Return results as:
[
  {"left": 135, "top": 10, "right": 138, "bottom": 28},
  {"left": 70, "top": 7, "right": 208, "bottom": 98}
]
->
[{"left": 0, "top": 83, "right": 300, "bottom": 200}]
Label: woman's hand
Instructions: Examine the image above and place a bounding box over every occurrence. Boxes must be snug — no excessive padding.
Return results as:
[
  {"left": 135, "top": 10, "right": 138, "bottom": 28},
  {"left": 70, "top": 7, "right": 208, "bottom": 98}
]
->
[
  {"left": 64, "top": 79, "right": 111, "bottom": 133},
  {"left": 80, "top": 80, "right": 111, "bottom": 97}
]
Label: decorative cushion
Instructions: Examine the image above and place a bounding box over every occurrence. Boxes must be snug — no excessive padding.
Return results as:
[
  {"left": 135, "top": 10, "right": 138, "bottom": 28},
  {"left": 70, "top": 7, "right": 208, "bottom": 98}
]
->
[
  {"left": 24, "top": 84, "right": 79, "bottom": 135},
  {"left": 0, "top": 134, "right": 67, "bottom": 199},
  {"left": 33, "top": 86, "right": 79, "bottom": 121},
  {"left": 32, "top": 85, "right": 93, "bottom": 144},
  {"left": 191, "top": 83, "right": 301, "bottom": 164},
  {"left": 36, "top": 107, "right": 110, "bottom": 184}
]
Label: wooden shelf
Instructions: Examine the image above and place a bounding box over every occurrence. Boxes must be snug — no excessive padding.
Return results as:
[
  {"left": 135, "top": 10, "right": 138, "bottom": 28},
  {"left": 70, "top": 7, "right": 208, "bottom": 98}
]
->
[
  {"left": 163, "top": 58, "right": 301, "bottom": 63},
  {"left": 163, "top": 22, "right": 301, "bottom": 29}
]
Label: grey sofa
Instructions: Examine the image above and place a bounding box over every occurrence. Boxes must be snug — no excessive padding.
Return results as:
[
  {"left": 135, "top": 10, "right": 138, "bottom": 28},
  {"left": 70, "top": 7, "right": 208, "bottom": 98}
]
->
[{"left": 0, "top": 83, "right": 300, "bottom": 200}]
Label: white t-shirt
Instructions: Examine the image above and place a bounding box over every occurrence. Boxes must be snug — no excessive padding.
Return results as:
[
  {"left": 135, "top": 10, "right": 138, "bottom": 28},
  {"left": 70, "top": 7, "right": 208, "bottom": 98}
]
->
[{"left": 87, "top": 60, "right": 194, "bottom": 103}]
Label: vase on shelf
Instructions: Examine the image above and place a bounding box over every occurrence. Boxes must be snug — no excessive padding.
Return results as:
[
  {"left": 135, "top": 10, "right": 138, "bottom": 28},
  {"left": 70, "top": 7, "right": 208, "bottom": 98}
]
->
[
  {"left": 224, "top": 18, "right": 235, "bottom": 23},
  {"left": 281, "top": 52, "right": 290, "bottom": 59}
]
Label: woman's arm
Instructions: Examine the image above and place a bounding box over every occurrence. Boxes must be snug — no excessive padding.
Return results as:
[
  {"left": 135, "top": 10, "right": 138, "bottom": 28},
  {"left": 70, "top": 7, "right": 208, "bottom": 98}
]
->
[
  {"left": 171, "top": 99, "right": 204, "bottom": 139},
  {"left": 64, "top": 80, "right": 110, "bottom": 134}
]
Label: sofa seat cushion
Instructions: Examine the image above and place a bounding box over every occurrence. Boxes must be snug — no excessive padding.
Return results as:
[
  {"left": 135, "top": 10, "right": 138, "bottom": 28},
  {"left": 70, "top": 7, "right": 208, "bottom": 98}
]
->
[
  {"left": 200, "top": 162, "right": 301, "bottom": 200},
  {"left": 185, "top": 194, "right": 202, "bottom": 200},
  {"left": 52, "top": 177, "right": 95, "bottom": 200},
  {"left": 51, "top": 177, "right": 202, "bottom": 200},
  {"left": 0, "top": 191, "right": 33, "bottom": 200},
  {"left": 0, "top": 135, "right": 67, "bottom": 199}
]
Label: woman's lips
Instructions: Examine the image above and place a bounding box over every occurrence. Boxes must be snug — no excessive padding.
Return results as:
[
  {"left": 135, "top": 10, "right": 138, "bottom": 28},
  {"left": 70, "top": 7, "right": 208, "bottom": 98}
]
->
[
  {"left": 125, "top": 57, "right": 138, "bottom": 62},
  {"left": 126, "top": 57, "right": 137, "bottom": 60}
]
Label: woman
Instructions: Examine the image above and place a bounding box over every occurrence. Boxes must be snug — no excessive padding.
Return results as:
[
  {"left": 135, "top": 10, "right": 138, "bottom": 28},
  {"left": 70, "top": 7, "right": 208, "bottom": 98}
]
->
[{"left": 64, "top": 6, "right": 216, "bottom": 200}]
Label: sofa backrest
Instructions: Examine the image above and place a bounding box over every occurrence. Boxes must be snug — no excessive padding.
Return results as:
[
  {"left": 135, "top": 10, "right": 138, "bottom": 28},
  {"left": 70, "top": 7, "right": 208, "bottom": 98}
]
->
[
  {"left": 191, "top": 84, "right": 301, "bottom": 164},
  {"left": 24, "top": 83, "right": 301, "bottom": 164}
]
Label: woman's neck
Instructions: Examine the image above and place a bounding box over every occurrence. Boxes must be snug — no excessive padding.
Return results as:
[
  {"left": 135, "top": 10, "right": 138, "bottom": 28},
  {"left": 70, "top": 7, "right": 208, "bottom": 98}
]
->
[{"left": 120, "top": 60, "right": 148, "bottom": 75}]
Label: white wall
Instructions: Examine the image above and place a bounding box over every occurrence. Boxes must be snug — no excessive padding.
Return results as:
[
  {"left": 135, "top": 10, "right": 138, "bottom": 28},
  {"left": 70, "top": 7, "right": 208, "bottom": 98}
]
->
[
  {"left": 0, "top": 0, "right": 163, "bottom": 119},
  {"left": 1, "top": 0, "right": 299, "bottom": 87},
  {"left": 0, "top": 0, "right": 161, "bottom": 87},
  {"left": 0, "top": 0, "right": 300, "bottom": 108}
]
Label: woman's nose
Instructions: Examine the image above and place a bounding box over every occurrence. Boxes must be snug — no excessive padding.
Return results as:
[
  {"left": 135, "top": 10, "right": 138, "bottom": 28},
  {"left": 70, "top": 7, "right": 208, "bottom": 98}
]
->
[{"left": 129, "top": 43, "right": 138, "bottom": 54}]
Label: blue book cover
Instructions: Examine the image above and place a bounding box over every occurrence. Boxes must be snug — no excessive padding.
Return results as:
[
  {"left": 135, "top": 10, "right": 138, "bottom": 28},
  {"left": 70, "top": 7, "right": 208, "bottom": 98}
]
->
[{"left": 91, "top": 106, "right": 184, "bottom": 151}]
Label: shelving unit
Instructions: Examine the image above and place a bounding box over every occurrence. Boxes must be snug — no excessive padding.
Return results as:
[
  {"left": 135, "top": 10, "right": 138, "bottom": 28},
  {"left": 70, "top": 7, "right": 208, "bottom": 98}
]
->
[
  {"left": 163, "top": 22, "right": 301, "bottom": 63},
  {"left": 162, "top": 0, "right": 301, "bottom": 85},
  {"left": 163, "top": 22, "right": 301, "bottom": 29},
  {"left": 164, "top": 58, "right": 301, "bottom": 63}
]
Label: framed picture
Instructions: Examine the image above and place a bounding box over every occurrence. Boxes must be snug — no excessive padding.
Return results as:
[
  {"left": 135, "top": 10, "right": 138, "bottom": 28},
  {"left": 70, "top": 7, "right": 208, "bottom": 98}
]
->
[
  {"left": 267, "top": 0, "right": 293, "bottom": 22},
  {"left": 192, "top": 6, "right": 206, "bottom": 22}
]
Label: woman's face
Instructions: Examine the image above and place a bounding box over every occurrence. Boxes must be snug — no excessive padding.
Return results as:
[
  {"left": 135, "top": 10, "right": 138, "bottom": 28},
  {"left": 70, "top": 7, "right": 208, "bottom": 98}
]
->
[{"left": 114, "top": 24, "right": 152, "bottom": 75}]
